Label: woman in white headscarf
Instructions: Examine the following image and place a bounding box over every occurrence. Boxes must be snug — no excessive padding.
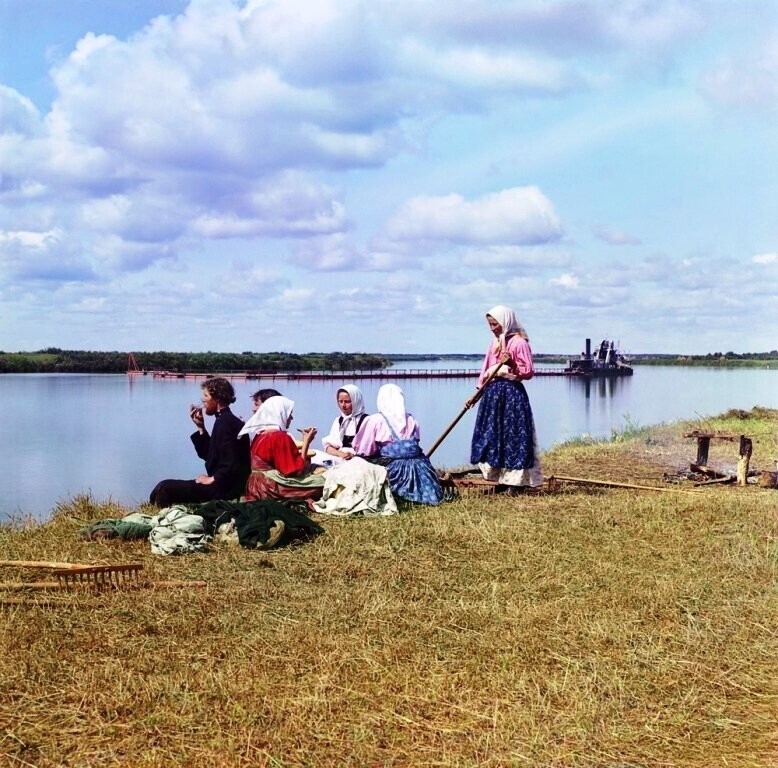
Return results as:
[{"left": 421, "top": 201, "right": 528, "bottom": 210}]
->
[
  {"left": 352, "top": 384, "right": 443, "bottom": 505},
  {"left": 239, "top": 395, "right": 325, "bottom": 504},
  {"left": 321, "top": 384, "right": 367, "bottom": 462},
  {"left": 469, "top": 305, "right": 542, "bottom": 489}
]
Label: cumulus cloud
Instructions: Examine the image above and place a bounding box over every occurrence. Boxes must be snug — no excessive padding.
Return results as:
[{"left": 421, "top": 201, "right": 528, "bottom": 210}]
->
[
  {"left": 399, "top": 40, "right": 579, "bottom": 95},
  {"left": 0, "top": 228, "right": 99, "bottom": 282},
  {"left": 290, "top": 233, "right": 363, "bottom": 271},
  {"left": 0, "top": 85, "right": 42, "bottom": 136},
  {"left": 0, "top": 0, "right": 687, "bottom": 306},
  {"left": 1, "top": 0, "right": 774, "bottom": 354},
  {"left": 550, "top": 272, "right": 579, "bottom": 289},
  {"left": 395, "top": 0, "right": 705, "bottom": 54},
  {"left": 384, "top": 187, "right": 562, "bottom": 246}
]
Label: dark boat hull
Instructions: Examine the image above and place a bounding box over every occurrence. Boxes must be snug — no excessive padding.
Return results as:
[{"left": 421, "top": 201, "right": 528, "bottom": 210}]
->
[{"left": 565, "top": 338, "right": 633, "bottom": 376}]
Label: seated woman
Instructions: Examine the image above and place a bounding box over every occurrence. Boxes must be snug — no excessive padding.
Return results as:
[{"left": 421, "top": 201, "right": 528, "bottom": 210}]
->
[
  {"left": 238, "top": 396, "right": 325, "bottom": 505},
  {"left": 250, "top": 387, "right": 282, "bottom": 414},
  {"left": 352, "top": 383, "right": 443, "bottom": 505},
  {"left": 321, "top": 385, "right": 368, "bottom": 463}
]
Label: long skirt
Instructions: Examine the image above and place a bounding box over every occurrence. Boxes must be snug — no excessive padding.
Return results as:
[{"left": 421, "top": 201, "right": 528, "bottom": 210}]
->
[
  {"left": 380, "top": 439, "right": 444, "bottom": 505},
  {"left": 470, "top": 379, "right": 542, "bottom": 486},
  {"left": 244, "top": 469, "right": 325, "bottom": 505}
]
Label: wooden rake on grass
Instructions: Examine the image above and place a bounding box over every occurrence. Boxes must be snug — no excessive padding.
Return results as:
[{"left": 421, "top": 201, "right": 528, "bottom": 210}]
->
[
  {"left": 0, "top": 561, "right": 207, "bottom": 601},
  {"left": 0, "top": 560, "right": 144, "bottom": 592}
]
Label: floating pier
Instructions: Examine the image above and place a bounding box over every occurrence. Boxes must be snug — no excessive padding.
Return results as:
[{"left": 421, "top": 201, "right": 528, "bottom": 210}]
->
[
  {"left": 127, "top": 367, "right": 575, "bottom": 380},
  {"left": 125, "top": 350, "right": 580, "bottom": 380}
]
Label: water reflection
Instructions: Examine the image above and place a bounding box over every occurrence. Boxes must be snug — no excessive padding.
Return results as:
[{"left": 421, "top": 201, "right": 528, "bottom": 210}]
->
[
  {"left": 566, "top": 374, "right": 633, "bottom": 444},
  {"left": 2, "top": 365, "right": 777, "bottom": 520},
  {"left": 575, "top": 374, "right": 630, "bottom": 400}
]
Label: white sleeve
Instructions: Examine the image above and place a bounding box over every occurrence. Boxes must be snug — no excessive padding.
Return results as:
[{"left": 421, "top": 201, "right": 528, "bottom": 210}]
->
[{"left": 321, "top": 416, "right": 343, "bottom": 450}]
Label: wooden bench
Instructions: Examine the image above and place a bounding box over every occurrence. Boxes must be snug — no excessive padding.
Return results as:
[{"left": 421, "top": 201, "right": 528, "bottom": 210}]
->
[{"left": 683, "top": 431, "right": 752, "bottom": 485}]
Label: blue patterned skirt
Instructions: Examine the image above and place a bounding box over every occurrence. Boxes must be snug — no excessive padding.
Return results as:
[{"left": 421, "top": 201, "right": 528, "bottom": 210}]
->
[
  {"left": 470, "top": 379, "right": 536, "bottom": 470},
  {"left": 380, "top": 439, "right": 444, "bottom": 505}
]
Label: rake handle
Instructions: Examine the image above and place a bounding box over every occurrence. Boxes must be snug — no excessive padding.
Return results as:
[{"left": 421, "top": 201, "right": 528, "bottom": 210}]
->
[
  {"left": 426, "top": 354, "right": 510, "bottom": 458},
  {"left": 0, "top": 560, "right": 89, "bottom": 570}
]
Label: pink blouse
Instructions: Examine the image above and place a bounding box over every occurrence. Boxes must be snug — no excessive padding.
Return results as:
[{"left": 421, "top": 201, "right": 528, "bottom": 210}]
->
[
  {"left": 477, "top": 335, "right": 534, "bottom": 387},
  {"left": 351, "top": 413, "right": 420, "bottom": 457}
]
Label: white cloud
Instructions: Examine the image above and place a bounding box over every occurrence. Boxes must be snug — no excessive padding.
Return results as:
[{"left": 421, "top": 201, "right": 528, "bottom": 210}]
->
[
  {"left": 460, "top": 245, "right": 572, "bottom": 269},
  {"left": 291, "top": 233, "right": 362, "bottom": 271},
  {"left": 401, "top": 40, "right": 577, "bottom": 94},
  {"left": 0, "top": 0, "right": 775, "bottom": 354},
  {"left": 384, "top": 187, "right": 562, "bottom": 246},
  {"left": 0, "top": 85, "right": 42, "bottom": 136},
  {"left": 0, "top": 227, "right": 98, "bottom": 283},
  {"left": 593, "top": 225, "right": 642, "bottom": 246},
  {"left": 394, "top": 0, "right": 704, "bottom": 53},
  {"left": 701, "top": 33, "right": 778, "bottom": 110},
  {"left": 550, "top": 272, "right": 579, "bottom": 289}
]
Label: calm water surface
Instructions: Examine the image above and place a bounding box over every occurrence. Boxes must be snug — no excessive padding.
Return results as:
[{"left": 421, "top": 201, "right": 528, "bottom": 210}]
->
[{"left": 2, "top": 363, "right": 776, "bottom": 521}]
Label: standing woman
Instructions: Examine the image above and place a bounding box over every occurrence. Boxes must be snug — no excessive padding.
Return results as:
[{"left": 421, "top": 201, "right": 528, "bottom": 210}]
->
[
  {"left": 470, "top": 305, "right": 542, "bottom": 489},
  {"left": 321, "top": 385, "right": 367, "bottom": 462}
]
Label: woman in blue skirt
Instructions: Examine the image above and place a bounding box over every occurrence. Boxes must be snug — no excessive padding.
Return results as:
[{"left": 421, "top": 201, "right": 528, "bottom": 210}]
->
[
  {"left": 469, "top": 305, "right": 543, "bottom": 488},
  {"left": 353, "top": 384, "right": 444, "bottom": 505}
]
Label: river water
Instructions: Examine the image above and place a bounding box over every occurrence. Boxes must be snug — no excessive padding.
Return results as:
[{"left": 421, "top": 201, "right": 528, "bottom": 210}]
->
[{"left": 2, "top": 362, "right": 776, "bottom": 521}]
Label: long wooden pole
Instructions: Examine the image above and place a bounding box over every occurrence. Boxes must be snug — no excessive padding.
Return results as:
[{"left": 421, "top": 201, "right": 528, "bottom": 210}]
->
[
  {"left": 551, "top": 475, "right": 700, "bottom": 494},
  {"left": 426, "top": 355, "right": 510, "bottom": 458},
  {"left": 0, "top": 560, "right": 86, "bottom": 570}
]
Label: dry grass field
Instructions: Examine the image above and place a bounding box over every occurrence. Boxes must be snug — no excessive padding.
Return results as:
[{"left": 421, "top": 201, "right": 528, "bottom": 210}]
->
[{"left": 1, "top": 408, "right": 776, "bottom": 767}]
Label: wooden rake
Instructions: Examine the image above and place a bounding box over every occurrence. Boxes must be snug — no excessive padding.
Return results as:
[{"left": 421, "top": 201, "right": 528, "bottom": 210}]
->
[
  {"left": 0, "top": 560, "right": 143, "bottom": 592},
  {"left": 0, "top": 561, "right": 206, "bottom": 598}
]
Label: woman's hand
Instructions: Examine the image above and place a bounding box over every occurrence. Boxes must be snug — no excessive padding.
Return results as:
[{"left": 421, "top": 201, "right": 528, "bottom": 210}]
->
[
  {"left": 298, "top": 426, "right": 318, "bottom": 456},
  {"left": 195, "top": 474, "right": 214, "bottom": 485}
]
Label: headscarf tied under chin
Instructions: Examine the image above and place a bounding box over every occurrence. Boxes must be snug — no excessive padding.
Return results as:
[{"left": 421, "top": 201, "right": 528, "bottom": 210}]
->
[
  {"left": 337, "top": 384, "right": 365, "bottom": 439},
  {"left": 376, "top": 383, "right": 408, "bottom": 436},
  {"left": 486, "top": 304, "right": 529, "bottom": 353},
  {"left": 238, "top": 395, "right": 294, "bottom": 441}
]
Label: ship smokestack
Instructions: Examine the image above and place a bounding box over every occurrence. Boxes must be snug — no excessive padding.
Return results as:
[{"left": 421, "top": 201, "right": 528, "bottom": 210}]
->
[{"left": 585, "top": 338, "right": 591, "bottom": 359}]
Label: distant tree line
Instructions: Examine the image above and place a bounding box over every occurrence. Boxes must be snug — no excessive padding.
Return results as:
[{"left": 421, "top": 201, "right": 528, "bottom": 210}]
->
[
  {"left": 631, "top": 351, "right": 778, "bottom": 367},
  {"left": 0, "top": 349, "right": 390, "bottom": 374}
]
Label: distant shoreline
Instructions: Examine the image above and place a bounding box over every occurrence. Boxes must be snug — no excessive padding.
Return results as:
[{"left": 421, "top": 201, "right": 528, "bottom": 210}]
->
[
  {"left": 389, "top": 353, "right": 778, "bottom": 369},
  {"left": 1, "top": 349, "right": 776, "bottom": 374}
]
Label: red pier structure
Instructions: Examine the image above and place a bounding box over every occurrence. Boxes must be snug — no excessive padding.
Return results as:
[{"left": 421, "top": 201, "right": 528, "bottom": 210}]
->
[{"left": 127, "top": 353, "right": 144, "bottom": 375}]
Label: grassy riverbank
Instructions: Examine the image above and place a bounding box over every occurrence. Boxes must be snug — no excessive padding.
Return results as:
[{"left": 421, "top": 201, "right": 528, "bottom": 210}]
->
[{"left": 1, "top": 409, "right": 776, "bottom": 767}]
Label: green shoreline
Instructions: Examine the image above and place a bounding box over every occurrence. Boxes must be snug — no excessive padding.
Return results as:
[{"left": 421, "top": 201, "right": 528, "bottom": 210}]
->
[{"left": 2, "top": 348, "right": 777, "bottom": 374}]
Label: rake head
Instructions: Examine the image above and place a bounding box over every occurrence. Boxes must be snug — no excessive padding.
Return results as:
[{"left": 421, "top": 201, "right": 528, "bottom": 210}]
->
[
  {"left": 0, "top": 560, "right": 144, "bottom": 592},
  {"left": 51, "top": 563, "right": 144, "bottom": 591}
]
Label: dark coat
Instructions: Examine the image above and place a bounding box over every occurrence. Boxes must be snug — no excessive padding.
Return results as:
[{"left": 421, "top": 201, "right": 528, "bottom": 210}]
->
[{"left": 191, "top": 406, "right": 250, "bottom": 499}]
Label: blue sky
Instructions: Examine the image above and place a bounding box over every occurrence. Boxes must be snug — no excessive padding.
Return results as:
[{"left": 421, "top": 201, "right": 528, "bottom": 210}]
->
[{"left": 0, "top": 0, "right": 776, "bottom": 355}]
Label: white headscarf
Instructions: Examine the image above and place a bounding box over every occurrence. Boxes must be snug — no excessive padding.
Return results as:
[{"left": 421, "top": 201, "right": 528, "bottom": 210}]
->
[
  {"left": 376, "top": 384, "right": 408, "bottom": 436},
  {"left": 238, "top": 395, "right": 294, "bottom": 441},
  {"left": 486, "top": 305, "right": 529, "bottom": 351},
  {"left": 337, "top": 384, "right": 366, "bottom": 438}
]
